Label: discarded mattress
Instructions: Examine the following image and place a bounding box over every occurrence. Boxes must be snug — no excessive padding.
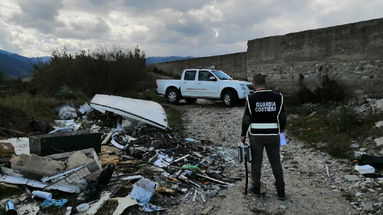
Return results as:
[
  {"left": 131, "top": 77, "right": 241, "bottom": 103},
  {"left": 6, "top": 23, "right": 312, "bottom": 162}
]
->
[{"left": 90, "top": 94, "right": 169, "bottom": 130}]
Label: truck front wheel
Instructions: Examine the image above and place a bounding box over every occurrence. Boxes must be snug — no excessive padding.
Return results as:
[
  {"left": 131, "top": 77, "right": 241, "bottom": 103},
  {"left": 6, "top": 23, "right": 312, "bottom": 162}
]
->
[
  {"left": 166, "top": 88, "right": 181, "bottom": 104},
  {"left": 222, "top": 90, "right": 238, "bottom": 107}
]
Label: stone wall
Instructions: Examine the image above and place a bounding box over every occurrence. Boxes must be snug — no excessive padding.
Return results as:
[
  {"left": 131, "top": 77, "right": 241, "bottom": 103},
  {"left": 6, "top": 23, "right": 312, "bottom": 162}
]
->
[
  {"left": 150, "top": 18, "right": 383, "bottom": 98},
  {"left": 150, "top": 52, "right": 247, "bottom": 79},
  {"left": 247, "top": 18, "right": 383, "bottom": 97}
]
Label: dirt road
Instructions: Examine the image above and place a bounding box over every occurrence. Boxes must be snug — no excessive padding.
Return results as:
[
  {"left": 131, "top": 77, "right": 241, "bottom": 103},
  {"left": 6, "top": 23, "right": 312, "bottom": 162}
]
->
[{"left": 169, "top": 100, "right": 358, "bottom": 215}]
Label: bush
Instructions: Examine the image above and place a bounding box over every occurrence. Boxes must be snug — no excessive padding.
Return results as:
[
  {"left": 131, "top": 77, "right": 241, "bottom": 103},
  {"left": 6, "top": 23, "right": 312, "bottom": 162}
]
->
[
  {"left": 327, "top": 106, "right": 359, "bottom": 133},
  {"left": 0, "top": 71, "right": 5, "bottom": 83},
  {"left": 32, "top": 47, "right": 150, "bottom": 96},
  {"left": 297, "top": 75, "right": 345, "bottom": 104},
  {"left": 56, "top": 85, "right": 85, "bottom": 100},
  {"left": 296, "top": 85, "right": 318, "bottom": 104},
  {"left": 315, "top": 75, "right": 345, "bottom": 103}
]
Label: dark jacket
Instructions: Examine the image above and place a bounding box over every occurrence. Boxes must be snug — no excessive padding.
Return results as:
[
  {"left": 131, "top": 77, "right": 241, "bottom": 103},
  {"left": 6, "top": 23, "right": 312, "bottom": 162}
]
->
[{"left": 241, "top": 90, "right": 286, "bottom": 136}]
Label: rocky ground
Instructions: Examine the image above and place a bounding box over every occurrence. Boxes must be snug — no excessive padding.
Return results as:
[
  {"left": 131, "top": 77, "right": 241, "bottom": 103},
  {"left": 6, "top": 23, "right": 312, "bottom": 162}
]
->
[{"left": 166, "top": 100, "right": 382, "bottom": 215}]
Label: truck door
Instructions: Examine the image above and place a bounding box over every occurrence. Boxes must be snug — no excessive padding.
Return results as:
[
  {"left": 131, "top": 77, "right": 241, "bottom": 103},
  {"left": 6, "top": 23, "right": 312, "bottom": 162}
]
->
[
  {"left": 196, "top": 70, "right": 219, "bottom": 98},
  {"left": 180, "top": 70, "right": 197, "bottom": 97}
]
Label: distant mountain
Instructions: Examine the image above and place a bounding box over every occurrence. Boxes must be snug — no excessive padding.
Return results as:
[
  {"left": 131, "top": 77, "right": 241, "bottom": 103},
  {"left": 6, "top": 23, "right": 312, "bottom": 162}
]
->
[
  {"left": 146, "top": 56, "right": 194, "bottom": 65},
  {"left": 0, "top": 49, "right": 51, "bottom": 78}
]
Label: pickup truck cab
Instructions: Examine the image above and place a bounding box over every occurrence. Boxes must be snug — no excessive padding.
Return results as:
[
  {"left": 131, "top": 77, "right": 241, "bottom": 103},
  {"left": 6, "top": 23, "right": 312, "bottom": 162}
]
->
[{"left": 156, "top": 69, "right": 253, "bottom": 106}]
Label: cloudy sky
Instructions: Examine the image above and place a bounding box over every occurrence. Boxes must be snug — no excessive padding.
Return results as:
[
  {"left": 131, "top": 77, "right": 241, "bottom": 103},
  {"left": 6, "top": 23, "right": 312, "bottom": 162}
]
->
[{"left": 0, "top": 0, "right": 382, "bottom": 57}]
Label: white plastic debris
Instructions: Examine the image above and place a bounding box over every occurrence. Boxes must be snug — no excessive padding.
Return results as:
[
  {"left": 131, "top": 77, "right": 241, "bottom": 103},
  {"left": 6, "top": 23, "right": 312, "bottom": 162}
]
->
[
  {"left": 78, "top": 103, "right": 92, "bottom": 116},
  {"left": 152, "top": 153, "right": 173, "bottom": 168},
  {"left": 58, "top": 105, "right": 78, "bottom": 120},
  {"left": 90, "top": 94, "right": 168, "bottom": 130},
  {"left": 130, "top": 178, "right": 157, "bottom": 204},
  {"left": 354, "top": 165, "right": 375, "bottom": 174}
]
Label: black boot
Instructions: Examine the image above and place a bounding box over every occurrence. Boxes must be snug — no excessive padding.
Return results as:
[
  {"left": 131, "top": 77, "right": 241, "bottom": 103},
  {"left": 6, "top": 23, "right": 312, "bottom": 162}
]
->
[
  {"left": 277, "top": 190, "right": 286, "bottom": 201},
  {"left": 249, "top": 186, "right": 265, "bottom": 197}
]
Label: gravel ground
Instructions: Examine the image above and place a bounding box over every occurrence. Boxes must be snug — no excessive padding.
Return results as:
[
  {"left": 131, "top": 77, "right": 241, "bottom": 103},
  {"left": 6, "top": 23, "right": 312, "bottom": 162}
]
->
[{"left": 167, "top": 100, "right": 361, "bottom": 215}]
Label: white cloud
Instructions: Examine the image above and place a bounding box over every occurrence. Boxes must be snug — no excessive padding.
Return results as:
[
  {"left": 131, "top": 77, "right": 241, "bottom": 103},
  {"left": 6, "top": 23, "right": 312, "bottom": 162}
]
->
[{"left": 0, "top": 0, "right": 382, "bottom": 57}]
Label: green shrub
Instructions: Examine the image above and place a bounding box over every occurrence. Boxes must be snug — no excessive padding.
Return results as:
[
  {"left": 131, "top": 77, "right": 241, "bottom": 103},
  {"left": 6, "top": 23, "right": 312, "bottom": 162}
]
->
[
  {"left": 296, "top": 75, "right": 345, "bottom": 104},
  {"left": 56, "top": 85, "right": 85, "bottom": 100},
  {"left": 315, "top": 75, "right": 345, "bottom": 103},
  {"left": 327, "top": 106, "right": 359, "bottom": 133},
  {"left": 31, "top": 47, "right": 150, "bottom": 96},
  {"left": 296, "top": 85, "right": 318, "bottom": 104},
  {"left": 296, "top": 103, "right": 321, "bottom": 115},
  {"left": 0, "top": 71, "right": 5, "bottom": 83}
]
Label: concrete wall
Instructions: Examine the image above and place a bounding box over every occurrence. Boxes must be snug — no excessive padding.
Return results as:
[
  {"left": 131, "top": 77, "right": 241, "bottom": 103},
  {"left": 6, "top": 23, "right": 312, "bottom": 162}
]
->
[
  {"left": 151, "top": 18, "right": 383, "bottom": 98},
  {"left": 150, "top": 52, "right": 247, "bottom": 80},
  {"left": 247, "top": 18, "right": 383, "bottom": 97}
]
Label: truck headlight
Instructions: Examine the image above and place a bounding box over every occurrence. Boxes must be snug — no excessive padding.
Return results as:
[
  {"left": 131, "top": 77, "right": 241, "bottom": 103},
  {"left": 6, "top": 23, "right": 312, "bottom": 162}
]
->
[{"left": 241, "top": 84, "right": 248, "bottom": 91}]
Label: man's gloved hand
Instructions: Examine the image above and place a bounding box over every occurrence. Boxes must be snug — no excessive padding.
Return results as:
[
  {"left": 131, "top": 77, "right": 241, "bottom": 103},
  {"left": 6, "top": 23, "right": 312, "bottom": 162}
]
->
[{"left": 240, "top": 136, "right": 246, "bottom": 143}]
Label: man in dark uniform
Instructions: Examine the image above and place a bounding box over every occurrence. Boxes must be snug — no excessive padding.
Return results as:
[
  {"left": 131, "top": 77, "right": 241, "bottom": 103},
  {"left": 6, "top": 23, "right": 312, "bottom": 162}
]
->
[{"left": 240, "top": 74, "right": 287, "bottom": 200}]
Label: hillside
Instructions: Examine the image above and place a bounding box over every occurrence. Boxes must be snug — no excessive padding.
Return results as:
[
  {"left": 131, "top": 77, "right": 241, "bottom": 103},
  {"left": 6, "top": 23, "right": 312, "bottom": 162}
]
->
[
  {"left": 146, "top": 56, "right": 193, "bottom": 65},
  {"left": 0, "top": 50, "right": 51, "bottom": 78}
]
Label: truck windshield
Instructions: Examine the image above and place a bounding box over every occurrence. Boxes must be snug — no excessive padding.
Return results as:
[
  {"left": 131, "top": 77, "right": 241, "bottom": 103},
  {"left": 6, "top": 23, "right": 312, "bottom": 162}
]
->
[{"left": 212, "top": 70, "right": 232, "bottom": 80}]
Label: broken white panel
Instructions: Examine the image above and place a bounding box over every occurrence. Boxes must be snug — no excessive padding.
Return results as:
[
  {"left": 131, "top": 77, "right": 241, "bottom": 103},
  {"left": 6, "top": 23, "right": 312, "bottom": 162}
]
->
[
  {"left": 0, "top": 175, "right": 80, "bottom": 193},
  {"left": 90, "top": 94, "right": 169, "bottom": 130},
  {"left": 1, "top": 137, "right": 30, "bottom": 155}
]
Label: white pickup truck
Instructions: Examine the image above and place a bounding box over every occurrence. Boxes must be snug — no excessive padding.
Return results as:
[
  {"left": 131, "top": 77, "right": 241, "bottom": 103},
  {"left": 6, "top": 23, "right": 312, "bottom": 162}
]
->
[{"left": 156, "top": 69, "right": 253, "bottom": 106}]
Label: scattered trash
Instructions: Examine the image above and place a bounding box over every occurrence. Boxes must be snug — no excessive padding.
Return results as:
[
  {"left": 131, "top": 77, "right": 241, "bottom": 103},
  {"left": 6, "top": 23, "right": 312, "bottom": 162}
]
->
[
  {"left": 75, "top": 203, "right": 90, "bottom": 213},
  {"left": 32, "top": 190, "right": 52, "bottom": 199},
  {"left": 130, "top": 178, "right": 157, "bottom": 204},
  {"left": 152, "top": 153, "right": 173, "bottom": 167},
  {"left": 0, "top": 142, "right": 15, "bottom": 163},
  {"left": 201, "top": 206, "right": 214, "bottom": 215},
  {"left": 5, "top": 200, "right": 17, "bottom": 215},
  {"left": 0, "top": 175, "right": 81, "bottom": 193},
  {"left": 41, "top": 198, "right": 68, "bottom": 208},
  {"left": 0, "top": 95, "right": 236, "bottom": 214},
  {"left": 184, "top": 138, "right": 197, "bottom": 143},
  {"left": 1, "top": 138, "right": 30, "bottom": 155},
  {"left": 139, "top": 202, "right": 166, "bottom": 213},
  {"left": 49, "top": 119, "right": 81, "bottom": 134},
  {"left": 78, "top": 103, "right": 93, "bottom": 116},
  {"left": 65, "top": 206, "right": 73, "bottom": 215},
  {"left": 358, "top": 154, "right": 383, "bottom": 169},
  {"left": 57, "top": 104, "right": 78, "bottom": 120},
  {"left": 354, "top": 165, "right": 375, "bottom": 174}
]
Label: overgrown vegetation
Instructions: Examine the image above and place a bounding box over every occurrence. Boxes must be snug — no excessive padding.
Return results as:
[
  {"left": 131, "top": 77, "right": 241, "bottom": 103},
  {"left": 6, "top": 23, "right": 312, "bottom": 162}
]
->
[
  {"left": 288, "top": 105, "right": 383, "bottom": 159},
  {"left": 296, "top": 74, "right": 345, "bottom": 104},
  {"left": 32, "top": 47, "right": 151, "bottom": 97},
  {"left": 287, "top": 75, "right": 361, "bottom": 159}
]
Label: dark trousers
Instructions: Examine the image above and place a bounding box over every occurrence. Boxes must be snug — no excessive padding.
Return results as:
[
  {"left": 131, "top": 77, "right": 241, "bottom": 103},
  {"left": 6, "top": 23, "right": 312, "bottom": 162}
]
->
[{"left": 249, "top": 135, "right": 285, "bottom": 191}]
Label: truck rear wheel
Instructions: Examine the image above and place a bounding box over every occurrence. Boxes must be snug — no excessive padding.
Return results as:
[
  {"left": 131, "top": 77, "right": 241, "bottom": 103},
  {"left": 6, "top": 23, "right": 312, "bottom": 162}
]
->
[
  {"left": 222, "top": 90, "right": 238, "bottom": 107},
  {"left": 185, "top": 98, "right": 197, "bottom": 104},
  {"left": 166, "top": 88, "right": 180, "bottom": 104}
]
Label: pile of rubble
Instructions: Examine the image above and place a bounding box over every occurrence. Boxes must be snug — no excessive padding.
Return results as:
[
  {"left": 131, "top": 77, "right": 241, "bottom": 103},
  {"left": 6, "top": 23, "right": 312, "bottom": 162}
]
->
[{"left": 0, "top": 94, "right": 236, "bottom": 214}]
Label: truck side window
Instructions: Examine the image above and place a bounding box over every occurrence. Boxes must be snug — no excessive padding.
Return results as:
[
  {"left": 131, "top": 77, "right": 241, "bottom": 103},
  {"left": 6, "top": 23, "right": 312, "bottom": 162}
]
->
[
  {"left": 198, "top": 71, "right": 214, "bottom": 81},
  {"left": 184, "top": 71, "right": 196, "bottom": 81}
]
